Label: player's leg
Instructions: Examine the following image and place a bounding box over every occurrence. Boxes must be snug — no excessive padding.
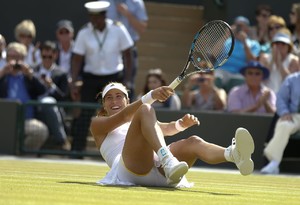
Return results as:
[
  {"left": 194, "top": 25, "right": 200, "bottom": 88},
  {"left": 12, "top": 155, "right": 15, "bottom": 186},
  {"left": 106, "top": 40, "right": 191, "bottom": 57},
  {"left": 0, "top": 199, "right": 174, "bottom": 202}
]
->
[
  {"left": 170, "top": 127, "right": 255, "bottom": 176},
  {"left": 169, "top": 135, "right": 226, "bottom": 167},
  {"left": 227, "top": 128, "right": 255, "bottom": 175},
  {"left": 122, "top": 104, "right": 188, "bottom": 183}
]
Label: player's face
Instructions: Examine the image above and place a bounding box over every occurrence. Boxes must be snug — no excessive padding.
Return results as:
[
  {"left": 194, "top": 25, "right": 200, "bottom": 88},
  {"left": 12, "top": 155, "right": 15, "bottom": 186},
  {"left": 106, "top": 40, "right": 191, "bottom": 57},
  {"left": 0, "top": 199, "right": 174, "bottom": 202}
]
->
[{"left": 103, "top": 89, "right": 128, "bottom": 116}]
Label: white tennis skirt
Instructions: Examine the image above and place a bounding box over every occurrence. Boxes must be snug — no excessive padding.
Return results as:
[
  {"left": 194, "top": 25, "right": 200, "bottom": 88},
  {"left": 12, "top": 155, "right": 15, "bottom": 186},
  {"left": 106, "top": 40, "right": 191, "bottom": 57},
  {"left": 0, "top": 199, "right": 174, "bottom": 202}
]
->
[{"left": 97, "top": 154, "right": 193, "bottom": 188}]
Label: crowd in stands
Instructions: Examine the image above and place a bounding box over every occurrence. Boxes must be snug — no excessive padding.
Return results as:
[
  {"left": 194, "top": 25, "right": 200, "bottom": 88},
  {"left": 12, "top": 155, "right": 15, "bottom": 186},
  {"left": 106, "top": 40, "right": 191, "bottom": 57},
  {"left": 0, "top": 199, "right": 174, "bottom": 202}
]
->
[{"left": 0, "top": 1, "right": 300, "bottom": 174}]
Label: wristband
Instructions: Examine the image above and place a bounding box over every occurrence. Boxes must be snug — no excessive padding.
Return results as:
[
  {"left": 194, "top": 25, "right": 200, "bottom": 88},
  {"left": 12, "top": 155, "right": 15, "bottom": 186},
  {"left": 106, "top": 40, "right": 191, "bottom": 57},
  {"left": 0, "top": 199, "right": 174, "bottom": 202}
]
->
[
  {"left": 175, "top": 119, "right": 186, "bottom": 131},
  {"left": 141, "top": 90, "right": 155, "bottom": 104}
]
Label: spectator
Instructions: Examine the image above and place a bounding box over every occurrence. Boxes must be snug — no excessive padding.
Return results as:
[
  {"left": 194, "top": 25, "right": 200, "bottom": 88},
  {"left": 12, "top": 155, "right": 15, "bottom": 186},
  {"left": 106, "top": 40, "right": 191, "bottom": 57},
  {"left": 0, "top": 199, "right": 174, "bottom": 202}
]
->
[
  {"left": 0, "top": 34, "right": 6, "bottom": 69},
  {"left": 261, "top": 71, "right": 300, "bottom": 174},
  {"left": 70, "top": 1, "right": 134, "bottom": 152},
  {"left": 182, "top": 71, "right": 227, "bottom": 111},
  {"left": 14, "top": 19, "right": 41, "bottom": 68},
  {"left": 289, "top": 3, "right": 300, "bottom": 56},
  {"left": 227, "top": 61, "right": 276, "bottom": 114},
  {"left": 0, "top": 42, "right": 48, "bottom": 150},
  {"left": 259, "top": 15, "right": 287, "bottom": 54},
  {"left": 55, "top": 20, "right": 75, "bottom": 79},
  {"left": 136, "top": 68, "right": 181, "bottom": 110},
  {"left": 215, "top": 16, "right": 261, "bottom": 93},
  {"left": 251, "top": 4, "right": 272, "bottom": 45},
  {"left": 34, "top": 40, "right": 70, "bottom": 150},
  {"left": 260, "top": 29, "right": 299, "bottom": 93},
  {"left": 35, "top": 41, "right": 69, "bottom": 101},
  {"left": 106, "top": 0, "right": 148, "bottom": 99}
]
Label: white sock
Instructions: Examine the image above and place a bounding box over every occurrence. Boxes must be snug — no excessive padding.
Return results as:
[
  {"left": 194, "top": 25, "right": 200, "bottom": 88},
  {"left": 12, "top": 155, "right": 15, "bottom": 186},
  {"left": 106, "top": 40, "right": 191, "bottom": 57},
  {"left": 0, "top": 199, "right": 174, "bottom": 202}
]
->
[
  {"left": 224, "top": 145, "right": 234, "bottom": 162},
  {"left": 268, "top": 160, "right": 280, "bottom": 168},
  {"left": 157, "top": 146, "right": 173, "bottom": 166}
]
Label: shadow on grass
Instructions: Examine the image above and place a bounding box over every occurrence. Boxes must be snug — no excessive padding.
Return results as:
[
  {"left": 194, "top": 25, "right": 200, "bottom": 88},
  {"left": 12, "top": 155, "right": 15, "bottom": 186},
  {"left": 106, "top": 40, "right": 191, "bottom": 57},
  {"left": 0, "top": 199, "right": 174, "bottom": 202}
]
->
[{"left": 59, "top": 181, "right": 238, "bottom": 196}]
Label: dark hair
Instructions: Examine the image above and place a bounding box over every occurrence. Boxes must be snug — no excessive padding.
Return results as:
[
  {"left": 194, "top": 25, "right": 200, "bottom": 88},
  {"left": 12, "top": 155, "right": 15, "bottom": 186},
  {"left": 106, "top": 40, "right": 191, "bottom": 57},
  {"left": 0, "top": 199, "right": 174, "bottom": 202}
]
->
[
  {"left": 40, "top": 40, "right": 57, "bottom": 52},
  {"left": 143, "top": 68, "right": 167, "bottom": 94},
  {"left": 255, "top": 4, "right": 272, "bottom": 16}
]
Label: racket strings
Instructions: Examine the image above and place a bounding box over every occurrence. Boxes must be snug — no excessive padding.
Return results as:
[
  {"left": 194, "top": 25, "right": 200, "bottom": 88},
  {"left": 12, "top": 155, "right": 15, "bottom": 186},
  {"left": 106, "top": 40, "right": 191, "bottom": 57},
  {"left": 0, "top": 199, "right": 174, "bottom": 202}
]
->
[{"left": 192, "top": 22, "right": 233, "bottom": 70}]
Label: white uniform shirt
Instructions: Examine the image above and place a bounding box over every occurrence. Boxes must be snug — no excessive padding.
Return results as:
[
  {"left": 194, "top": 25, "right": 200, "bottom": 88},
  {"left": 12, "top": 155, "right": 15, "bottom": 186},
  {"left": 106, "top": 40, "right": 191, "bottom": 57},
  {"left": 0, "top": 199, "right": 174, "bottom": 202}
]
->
[{"left": 73, "top": 19, "right": 134, "bottom": 76}]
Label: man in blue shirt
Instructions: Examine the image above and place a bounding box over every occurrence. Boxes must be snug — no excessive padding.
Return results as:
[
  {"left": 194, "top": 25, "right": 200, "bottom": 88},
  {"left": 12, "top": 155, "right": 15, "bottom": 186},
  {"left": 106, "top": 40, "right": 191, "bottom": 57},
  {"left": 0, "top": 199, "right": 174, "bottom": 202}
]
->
[
  {"left": 0, "top": 42, "right": 48, "bottom": 150},
  {"left": 261, "top": 72, "right": 300, "bottom": 174},
  {"left": 215, "top": 16, "right": 261, "bottom": 93},
  {"left": 105, "top": 0, "right": 148, "bottom": 98}
]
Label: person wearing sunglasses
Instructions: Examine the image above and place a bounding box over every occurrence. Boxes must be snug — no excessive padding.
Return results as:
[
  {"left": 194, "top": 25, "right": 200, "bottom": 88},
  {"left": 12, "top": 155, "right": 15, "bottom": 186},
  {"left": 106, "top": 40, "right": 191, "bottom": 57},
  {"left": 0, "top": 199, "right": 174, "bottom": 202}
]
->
[
  {"left": 214, "top": 16, "right": 261, "bottom": 93},
  {"left": 257, "top": 15, "right": 286, "bottom": 55},
  {"left": 252, "top": 4, "right": 272, "bottom": 46},
  {"left": 259, "top": 29, "right": 299, "bottom": 93},
  {"left": 70, "top": 1, "right": 134, "bottom": 153},
  {"left": 14, "top": 19, "right": 42, "bottom": 68},
  {"left": 55, "top": 20, "right": 74, "bottom": 78},
  {"left": 227, "top": 61, "right": 276, "bottom": 114},
  {"left": 182, "top": 71, "right": 227, "bottom": 111},
  {"left": 0, "top": 42, "right": 48, "bottom": 150},
  {"left": 33, "top": 40, "right": 70, "bottom": 151},
  {"left": 289, "top": 3, "right": 300, "bottom": 56}
]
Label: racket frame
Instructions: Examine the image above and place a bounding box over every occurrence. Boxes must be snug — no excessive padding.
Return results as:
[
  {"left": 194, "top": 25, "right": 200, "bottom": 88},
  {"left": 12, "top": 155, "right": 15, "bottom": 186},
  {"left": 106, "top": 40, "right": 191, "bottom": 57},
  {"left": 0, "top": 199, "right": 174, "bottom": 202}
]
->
[{"left": 169, "top": 20, "right": 234, "bottom": 89}]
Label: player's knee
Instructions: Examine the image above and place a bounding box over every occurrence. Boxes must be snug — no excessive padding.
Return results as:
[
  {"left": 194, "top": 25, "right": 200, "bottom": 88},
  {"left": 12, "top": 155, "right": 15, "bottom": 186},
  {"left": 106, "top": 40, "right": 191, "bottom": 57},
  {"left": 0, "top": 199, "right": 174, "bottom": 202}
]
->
[
  {"left": 186, "top": 135, "right": 205, "bottom": 146},
  {"left": 139, "top": 104, "right": 154, "bottom": 114}
]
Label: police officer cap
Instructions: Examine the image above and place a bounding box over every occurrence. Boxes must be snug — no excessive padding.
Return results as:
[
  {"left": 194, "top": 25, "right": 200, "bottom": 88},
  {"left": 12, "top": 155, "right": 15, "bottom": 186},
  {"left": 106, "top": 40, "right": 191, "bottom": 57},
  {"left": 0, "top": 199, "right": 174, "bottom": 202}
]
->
[{"left": 84, "top": 1, "right": 110, "bottom": 14}]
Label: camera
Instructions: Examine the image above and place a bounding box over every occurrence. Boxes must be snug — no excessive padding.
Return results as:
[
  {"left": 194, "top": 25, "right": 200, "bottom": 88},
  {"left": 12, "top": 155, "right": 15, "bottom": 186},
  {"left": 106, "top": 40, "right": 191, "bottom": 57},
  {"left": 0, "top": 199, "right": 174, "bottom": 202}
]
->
[
  {"left": 236, "top": 24, "right": 242, "bottom": 33},
  {"left": 13, "top": 63, "right": 21, "bottom": 70},
  {"left": 198, "top": 77, "right": 207, "bottom": 83}
]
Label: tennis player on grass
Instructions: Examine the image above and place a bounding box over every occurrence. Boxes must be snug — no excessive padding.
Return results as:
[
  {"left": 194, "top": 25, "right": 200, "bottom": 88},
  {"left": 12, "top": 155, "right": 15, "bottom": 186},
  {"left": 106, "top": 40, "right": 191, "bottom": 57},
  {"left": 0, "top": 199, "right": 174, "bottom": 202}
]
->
[{"left": 90, "top": 82, "right": 255, "bottom": 187}]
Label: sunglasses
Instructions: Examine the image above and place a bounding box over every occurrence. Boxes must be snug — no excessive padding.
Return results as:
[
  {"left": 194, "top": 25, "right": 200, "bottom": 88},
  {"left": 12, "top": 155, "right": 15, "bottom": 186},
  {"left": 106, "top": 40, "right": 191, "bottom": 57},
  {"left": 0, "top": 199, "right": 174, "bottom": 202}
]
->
[
  {"left": 59, "top": 30, "right": 70, "bottom": 35},
  {"left": 42, "top": 55, "right": 53, "bottom": 60},
  {"left": 268, "top": 25, "right": 282, "bottom": 31},
  {"left": 19, "top": 34, "right": 33, "bottom": 39},
  {"left": 259, "top": 13, "right": 270, "bottom": 18},
  {"left": 246, "top": 71, "right": 262, "bottom": 76}
]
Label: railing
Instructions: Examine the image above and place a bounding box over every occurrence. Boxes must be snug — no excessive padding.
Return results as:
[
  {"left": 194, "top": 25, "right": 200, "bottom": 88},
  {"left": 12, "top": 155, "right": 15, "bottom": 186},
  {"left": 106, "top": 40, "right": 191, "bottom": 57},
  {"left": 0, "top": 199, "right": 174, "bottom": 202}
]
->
[{"left": 19, "top": 101, "right": 101, "bottom": 158}]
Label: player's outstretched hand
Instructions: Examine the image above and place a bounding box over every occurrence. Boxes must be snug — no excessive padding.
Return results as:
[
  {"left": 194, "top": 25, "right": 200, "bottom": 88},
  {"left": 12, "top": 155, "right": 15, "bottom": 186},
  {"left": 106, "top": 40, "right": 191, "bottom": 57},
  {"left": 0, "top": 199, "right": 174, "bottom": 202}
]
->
[{"left": 152, "top": 86, "right": 174, "bottom": 102}]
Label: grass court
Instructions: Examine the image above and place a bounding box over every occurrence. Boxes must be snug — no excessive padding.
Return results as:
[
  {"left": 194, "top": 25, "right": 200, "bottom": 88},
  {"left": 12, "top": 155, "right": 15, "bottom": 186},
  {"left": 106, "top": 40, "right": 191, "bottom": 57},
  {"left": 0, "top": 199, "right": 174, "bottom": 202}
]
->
[{"left": 1, "top": 156, "right": 300, "bottom": 205}]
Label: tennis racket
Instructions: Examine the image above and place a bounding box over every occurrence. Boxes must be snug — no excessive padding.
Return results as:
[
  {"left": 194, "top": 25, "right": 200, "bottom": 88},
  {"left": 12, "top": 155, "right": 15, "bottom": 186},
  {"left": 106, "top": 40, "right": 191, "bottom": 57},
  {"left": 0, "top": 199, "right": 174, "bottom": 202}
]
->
[{"left": 169, "top": 20, "right": 235, "bottom": 89}]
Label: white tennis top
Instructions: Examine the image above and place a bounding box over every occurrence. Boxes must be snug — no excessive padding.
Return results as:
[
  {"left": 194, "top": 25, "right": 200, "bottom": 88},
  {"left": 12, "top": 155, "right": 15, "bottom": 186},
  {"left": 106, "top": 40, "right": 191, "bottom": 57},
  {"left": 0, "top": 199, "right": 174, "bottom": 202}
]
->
[{"left": 100, "top": 122, "right": 131, "bottom": 168}]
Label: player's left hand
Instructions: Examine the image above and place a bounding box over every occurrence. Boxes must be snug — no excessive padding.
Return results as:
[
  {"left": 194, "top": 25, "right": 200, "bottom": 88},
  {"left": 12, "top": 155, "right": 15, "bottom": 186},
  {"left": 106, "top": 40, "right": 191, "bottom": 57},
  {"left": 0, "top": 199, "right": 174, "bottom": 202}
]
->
[{"left": 180, "top": 114, "right": 200, "bottom": 128}]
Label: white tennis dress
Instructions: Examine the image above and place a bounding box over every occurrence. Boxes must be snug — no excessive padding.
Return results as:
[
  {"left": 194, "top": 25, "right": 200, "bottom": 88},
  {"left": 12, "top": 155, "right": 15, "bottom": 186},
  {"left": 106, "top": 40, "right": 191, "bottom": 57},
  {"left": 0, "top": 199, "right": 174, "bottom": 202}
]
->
[{"left": 97, "top": 122, "right": 192, "bottom": 187}]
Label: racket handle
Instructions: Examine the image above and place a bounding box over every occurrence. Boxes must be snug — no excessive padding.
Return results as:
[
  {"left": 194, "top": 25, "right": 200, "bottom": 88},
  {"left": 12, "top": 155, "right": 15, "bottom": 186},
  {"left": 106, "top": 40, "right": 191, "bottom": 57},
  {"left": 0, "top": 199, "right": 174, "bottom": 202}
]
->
[{"left": 169, "top": 77, "right": 182, "bottom": 89}]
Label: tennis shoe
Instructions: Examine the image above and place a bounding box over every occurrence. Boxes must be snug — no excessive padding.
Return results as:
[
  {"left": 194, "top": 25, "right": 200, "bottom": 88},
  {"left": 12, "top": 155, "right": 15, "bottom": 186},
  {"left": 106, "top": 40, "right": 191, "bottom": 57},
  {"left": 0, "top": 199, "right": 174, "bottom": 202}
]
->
[
  {"left": 163, "top": 157, "right": 189, "bottom": 185},
  {"left": 230, "top": 128, "right": 255, "bottom": 176},
  {"left": 260, "top": 163, "right": 279, "bottom": 175}
]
